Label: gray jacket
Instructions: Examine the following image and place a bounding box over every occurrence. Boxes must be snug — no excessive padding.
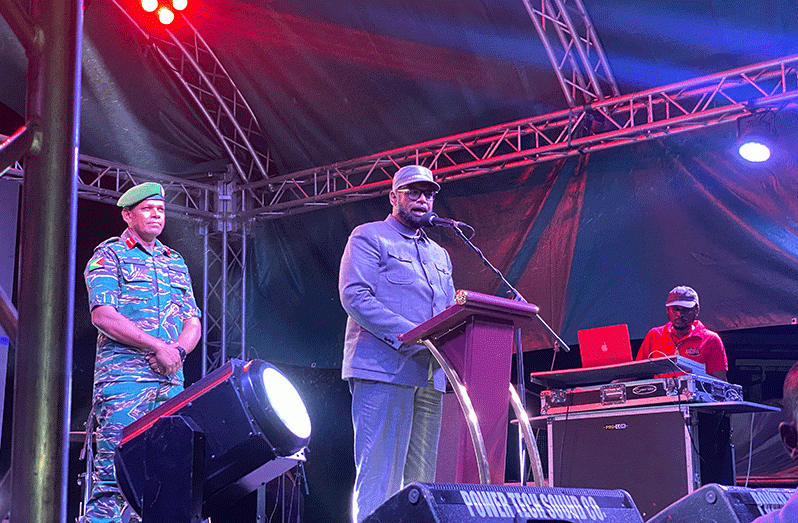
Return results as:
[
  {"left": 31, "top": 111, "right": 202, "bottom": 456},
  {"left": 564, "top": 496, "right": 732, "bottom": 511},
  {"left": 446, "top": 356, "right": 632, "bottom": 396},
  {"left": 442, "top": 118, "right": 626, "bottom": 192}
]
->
[{"left": 339, "top": 215, "right": 456, "bottom": 391}]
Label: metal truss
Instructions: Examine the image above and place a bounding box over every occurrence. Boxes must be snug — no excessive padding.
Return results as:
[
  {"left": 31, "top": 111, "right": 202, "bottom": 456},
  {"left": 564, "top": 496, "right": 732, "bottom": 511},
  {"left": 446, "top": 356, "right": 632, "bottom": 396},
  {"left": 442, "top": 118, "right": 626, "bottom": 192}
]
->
[
  {"left": 239, "top": 53, "right": 798, "bottom": 220},
  {"left": 200, "top": 178, "right": 248, "bottom": 375},
  {"left": 522, "top": 0, "right": 620, "bottom": 106},
  {"left": 0, "top": 150, "right": 219, "bottom": 220},
  {"left": 110, "top": 0, "right": 274, "bottom": 185}
]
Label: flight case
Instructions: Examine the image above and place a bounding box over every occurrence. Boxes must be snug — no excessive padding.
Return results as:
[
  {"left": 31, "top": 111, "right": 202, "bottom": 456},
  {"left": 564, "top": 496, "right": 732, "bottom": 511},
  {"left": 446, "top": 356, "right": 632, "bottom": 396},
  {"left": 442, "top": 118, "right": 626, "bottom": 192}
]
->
[{"left": 540, "top": 374, "right": 743, "bottom": 415}]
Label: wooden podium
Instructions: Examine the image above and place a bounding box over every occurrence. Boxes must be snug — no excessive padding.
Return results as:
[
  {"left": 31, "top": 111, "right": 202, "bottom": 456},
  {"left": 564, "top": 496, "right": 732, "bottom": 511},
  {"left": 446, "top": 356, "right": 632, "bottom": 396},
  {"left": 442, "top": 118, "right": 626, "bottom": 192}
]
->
[{"left": 400, "top": 290, "right": 541, "bottom": 485}]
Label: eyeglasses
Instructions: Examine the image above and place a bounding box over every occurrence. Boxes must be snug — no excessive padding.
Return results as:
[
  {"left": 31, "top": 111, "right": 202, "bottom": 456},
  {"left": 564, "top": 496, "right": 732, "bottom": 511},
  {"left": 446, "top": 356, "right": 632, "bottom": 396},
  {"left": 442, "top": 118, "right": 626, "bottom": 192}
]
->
[{"left": 396, "top": 188, "right": 438, "bottom": 200}]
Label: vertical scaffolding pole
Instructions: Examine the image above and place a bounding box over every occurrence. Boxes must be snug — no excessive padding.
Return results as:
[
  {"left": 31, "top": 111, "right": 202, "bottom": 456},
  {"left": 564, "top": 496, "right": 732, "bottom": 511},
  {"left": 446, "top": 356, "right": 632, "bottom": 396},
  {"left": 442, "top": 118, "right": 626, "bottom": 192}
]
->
[
  {"left": 200, "top": 176, "right": 246, "bottom": 376},
  {"left": 239, "top": 226, "right": 246, "bottom": 360},
  {"left": 221, "top": 205, "right": 228, "bottom": 363},
  {"left": 11, "top": 0, "right": 82, "bottom": 520},
  {"left": 201, "top": 219, "right": 209, "bottom": 376}
]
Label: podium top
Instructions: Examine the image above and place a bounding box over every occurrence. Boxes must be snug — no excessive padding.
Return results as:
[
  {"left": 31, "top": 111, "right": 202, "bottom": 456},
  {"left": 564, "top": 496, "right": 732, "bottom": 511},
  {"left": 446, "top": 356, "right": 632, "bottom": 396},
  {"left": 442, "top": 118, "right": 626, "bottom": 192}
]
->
[
  {"left": 400, "top": 289, "right": 539, "bottom": 344},
  {"left": 529, "top": 356, "right": 706, "bottom": 389}
]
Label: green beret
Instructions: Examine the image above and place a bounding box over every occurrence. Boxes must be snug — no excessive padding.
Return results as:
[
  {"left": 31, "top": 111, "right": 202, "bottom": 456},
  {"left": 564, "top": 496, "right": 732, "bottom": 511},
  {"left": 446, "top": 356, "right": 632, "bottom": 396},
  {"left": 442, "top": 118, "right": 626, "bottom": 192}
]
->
[{"left": 117, "top": 182, "right": 165, "bottom": 208}]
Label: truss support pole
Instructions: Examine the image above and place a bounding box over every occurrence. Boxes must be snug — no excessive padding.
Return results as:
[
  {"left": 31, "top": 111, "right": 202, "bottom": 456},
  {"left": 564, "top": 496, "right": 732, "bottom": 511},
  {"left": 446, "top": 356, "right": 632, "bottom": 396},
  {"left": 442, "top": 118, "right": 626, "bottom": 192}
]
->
[
  {"left": 239, "top": 219, "right": 247, "bottom": 361},
  {"left": 11, "top": 0, "right": 82, "bottom": 520},
  {"left": 201, "top": 218, "right": 210, "bottom": 376},
  {"left": 201, "top": 171, "right": 247, "bottom": 375},
  {"left": 220, "top": 185, "right": 229, "bottom": 363}
]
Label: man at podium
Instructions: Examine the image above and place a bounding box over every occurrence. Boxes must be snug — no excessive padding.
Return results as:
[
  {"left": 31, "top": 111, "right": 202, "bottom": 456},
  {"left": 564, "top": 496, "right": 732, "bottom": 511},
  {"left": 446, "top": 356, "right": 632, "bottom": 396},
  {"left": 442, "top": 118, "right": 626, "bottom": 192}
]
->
[{"left": 339, "top": 165, "right": 456, "bottom": 522}]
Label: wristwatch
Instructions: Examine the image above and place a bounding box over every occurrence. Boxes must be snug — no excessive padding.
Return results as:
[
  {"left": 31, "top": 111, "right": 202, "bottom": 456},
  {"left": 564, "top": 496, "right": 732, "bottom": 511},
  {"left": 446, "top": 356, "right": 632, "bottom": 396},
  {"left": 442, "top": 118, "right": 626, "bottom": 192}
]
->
[{"left": 176, "top": 345, "right": 187, "bottom": 363}]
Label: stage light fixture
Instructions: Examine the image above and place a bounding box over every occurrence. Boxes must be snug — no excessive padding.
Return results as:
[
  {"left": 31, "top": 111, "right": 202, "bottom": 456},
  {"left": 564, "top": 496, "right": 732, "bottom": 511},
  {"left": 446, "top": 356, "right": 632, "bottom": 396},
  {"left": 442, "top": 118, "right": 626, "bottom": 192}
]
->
[
  {"left": 140, "top": 0, "right": 157, "bottom": 12},
  {"left": 114, "top": 359, "right": 311, "bottom": 523},
  {"left": 737, "top": 111, "right": 775, "bottom": 163},
  {"left": 157, "top": 5, "right": 174, "bottom": 24},
  {"left": 172, "top": 0, "right": 187, "bottom": 11}
]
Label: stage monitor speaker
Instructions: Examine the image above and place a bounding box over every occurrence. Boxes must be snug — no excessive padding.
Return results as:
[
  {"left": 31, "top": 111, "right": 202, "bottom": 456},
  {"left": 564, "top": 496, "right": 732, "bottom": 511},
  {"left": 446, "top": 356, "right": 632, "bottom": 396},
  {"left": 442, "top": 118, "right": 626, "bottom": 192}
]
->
[
  {"left": 647, "top": 483, "right": 795, "bottom": 523},
  {"left": 361, "top": 482, "right": 644, "bottom": 523}
]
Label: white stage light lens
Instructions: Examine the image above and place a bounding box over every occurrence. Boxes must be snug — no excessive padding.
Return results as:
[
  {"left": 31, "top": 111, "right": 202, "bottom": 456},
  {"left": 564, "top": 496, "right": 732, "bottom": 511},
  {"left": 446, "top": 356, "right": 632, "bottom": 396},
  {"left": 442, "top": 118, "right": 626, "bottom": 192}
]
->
[
  {"left": 157, "top": 6, "right": 175, "bottom": 24},
  {"left": 262, "top": 367, "right": 311, "bottom": 439},
  {"left": 738, "top": 141, "right": 771, "bottom": 163}
]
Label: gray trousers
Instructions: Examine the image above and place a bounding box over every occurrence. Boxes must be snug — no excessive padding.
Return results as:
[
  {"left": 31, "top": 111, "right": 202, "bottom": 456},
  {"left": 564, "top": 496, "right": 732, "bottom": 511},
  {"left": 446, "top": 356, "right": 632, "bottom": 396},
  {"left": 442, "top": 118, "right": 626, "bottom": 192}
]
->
[{"left": 350, "top": 378, "right": 442, "bottom": 523}]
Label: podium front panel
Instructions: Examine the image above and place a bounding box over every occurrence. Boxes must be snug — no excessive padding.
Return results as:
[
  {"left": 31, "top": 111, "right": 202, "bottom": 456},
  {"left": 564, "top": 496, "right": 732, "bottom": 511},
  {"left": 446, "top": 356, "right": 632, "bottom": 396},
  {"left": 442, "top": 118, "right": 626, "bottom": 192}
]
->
[{"left": 436, "top": 317, "right": 514, "bottom": 484}]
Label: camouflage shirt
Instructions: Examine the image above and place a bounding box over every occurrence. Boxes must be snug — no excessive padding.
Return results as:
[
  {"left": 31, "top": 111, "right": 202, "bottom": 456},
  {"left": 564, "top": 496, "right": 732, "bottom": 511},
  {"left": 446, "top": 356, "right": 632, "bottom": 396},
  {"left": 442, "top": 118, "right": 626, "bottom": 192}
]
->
[{"left": 84, "top": 228, "right": 201, "bottom": 386}]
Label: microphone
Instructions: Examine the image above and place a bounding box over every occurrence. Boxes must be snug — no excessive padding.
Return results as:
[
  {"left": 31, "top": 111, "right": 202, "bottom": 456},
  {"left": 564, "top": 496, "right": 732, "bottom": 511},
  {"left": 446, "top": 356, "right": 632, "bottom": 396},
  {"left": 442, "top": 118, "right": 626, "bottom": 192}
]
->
[
  {"left": 420, "top": 212, "right": 471, "bottom": 230},
  {"left": 420, "top": 212, "right": 475, "bottom": 238}
]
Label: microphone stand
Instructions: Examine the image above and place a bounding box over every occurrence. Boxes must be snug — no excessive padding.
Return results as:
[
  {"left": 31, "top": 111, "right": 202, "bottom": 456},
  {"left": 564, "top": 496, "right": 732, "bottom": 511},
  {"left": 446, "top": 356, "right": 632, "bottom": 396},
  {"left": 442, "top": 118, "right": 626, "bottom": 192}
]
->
[{"left": 450, "top": 224, "right": 570, "bottom": 485}]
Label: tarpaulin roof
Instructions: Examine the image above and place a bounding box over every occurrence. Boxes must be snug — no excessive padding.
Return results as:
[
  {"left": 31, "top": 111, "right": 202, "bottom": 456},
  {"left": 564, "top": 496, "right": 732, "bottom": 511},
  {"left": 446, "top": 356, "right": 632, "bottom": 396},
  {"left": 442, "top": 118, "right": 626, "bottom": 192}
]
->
[{"left": 2, "top": 0, "right": 797, "bottom": 172}]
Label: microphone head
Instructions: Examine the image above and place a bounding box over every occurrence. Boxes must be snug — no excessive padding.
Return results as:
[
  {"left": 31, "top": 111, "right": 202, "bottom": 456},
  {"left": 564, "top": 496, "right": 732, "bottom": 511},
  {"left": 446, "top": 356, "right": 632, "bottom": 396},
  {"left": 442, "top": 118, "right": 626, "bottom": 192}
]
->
[{"left": 419, "top": 211, "right": 438, "bottom": 227}]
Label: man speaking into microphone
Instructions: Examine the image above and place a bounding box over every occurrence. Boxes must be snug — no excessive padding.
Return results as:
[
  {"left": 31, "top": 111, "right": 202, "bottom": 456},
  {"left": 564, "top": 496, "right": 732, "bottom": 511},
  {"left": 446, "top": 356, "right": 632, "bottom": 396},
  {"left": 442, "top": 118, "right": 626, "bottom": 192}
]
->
[{"left": 339, "top": 164, "right": 457, "bottom": 522}]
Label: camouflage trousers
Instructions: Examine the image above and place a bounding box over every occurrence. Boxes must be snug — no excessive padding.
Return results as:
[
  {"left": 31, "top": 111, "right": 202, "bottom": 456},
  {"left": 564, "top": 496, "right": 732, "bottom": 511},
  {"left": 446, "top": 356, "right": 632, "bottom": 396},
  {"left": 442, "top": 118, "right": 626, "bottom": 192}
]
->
[{"left": 84, "top": 380, "right": 182, "bottom": 523}]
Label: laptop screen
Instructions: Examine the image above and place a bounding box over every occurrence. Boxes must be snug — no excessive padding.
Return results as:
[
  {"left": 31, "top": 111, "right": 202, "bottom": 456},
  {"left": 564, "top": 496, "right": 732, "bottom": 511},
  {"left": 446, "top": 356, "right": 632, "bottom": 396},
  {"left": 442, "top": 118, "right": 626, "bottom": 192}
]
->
[{"left": 577, "top": 324, "right": 633, "bottom": 368}]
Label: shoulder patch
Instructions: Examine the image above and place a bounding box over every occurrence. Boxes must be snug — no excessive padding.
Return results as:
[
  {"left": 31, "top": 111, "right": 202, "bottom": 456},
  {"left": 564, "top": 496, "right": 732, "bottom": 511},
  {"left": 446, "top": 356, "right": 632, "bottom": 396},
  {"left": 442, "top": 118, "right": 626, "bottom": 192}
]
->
[{"left": 87, "top": 256, "right": 105, "bottom": 271}]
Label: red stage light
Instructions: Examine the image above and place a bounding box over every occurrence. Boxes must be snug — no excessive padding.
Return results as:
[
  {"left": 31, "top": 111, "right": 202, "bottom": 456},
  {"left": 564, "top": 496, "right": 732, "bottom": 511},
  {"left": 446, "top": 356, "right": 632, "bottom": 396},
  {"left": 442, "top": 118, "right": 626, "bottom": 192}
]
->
[
  {"left": 172, "top": 0, "right": 187, "bottom": 11},
  {"left": 140, "top": 0, "right": 157, "bottom": 12}
]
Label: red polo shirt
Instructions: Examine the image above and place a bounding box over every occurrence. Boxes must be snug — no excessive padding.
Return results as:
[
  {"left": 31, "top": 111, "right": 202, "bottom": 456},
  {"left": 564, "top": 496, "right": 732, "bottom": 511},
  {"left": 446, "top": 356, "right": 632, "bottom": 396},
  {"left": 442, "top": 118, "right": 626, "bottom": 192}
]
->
[{"left": 635, "top": 320, "right": 728, "bottom": 374}]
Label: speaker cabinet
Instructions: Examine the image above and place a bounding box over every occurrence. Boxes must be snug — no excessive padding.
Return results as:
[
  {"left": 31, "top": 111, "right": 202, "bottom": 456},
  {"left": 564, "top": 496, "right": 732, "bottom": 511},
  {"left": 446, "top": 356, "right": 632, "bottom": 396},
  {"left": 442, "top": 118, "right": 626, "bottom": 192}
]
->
[
  {"left": 361, "top": 481, "right": 644, "bottom": 523},
  {"left": 548, "top": 405, "right": 733, "bottom": 520},
  {"left": 648, "top": 483, "right": 795, "bottom": 523}
]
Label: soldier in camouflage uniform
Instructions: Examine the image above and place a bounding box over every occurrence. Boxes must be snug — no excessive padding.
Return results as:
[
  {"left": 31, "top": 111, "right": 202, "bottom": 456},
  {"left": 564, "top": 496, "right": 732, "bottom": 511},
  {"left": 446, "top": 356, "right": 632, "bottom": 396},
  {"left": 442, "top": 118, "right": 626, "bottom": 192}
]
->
[{"left": 83, "top": 182, "right": 202, "bottom": 523}]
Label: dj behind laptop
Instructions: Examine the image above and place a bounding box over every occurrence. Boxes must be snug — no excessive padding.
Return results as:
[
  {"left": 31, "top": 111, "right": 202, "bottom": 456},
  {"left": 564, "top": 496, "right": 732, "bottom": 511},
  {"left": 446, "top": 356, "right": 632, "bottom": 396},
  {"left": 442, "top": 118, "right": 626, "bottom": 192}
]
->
[{"left": 537, "top": 324, "right": 743, "bottom": 415}]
